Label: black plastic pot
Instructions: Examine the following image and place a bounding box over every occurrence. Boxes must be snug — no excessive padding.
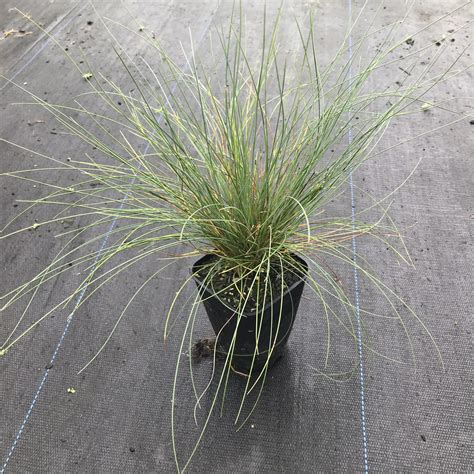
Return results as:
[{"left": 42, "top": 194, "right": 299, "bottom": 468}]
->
[{"left": 192, "top": 254, "right": 308, "bottom": 374}]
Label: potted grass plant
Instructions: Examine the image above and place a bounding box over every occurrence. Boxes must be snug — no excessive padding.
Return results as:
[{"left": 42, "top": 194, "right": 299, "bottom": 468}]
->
[{"left": 0, "top": 3, "right": 469, "bottom": 471}]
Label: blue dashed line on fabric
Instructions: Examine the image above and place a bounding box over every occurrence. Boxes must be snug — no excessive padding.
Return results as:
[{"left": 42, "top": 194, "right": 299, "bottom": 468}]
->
[{"left": 347, "top": 0, "right": 369, "bottom": 472}]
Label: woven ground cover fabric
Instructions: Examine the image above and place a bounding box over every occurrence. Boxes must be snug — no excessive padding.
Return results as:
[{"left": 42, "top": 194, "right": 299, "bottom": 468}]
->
[{"left": 0, "top": 1, "right": 472, "bottom": 472}]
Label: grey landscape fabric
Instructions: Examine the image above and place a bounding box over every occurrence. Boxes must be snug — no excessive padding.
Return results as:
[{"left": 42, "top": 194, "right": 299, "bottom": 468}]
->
[{"left": 0, "top": 1, "right": 472, "bottom": 472}]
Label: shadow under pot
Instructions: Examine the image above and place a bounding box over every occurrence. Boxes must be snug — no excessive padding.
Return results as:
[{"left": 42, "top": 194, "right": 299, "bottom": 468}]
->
[{"left": 192, "top": 254, "right": 308, "bottom": 374}]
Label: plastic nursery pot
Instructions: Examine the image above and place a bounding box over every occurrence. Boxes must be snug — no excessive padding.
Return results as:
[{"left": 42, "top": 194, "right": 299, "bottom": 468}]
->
[{"left": 192, "top": 254, "right": 308, "bottom": 374}]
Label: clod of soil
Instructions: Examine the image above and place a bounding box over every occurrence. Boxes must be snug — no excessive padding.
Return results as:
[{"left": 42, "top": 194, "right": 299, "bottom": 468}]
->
[{"left": 192, "top": 337, "right": 225, "bottom": 361}]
